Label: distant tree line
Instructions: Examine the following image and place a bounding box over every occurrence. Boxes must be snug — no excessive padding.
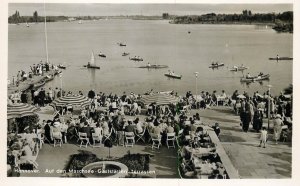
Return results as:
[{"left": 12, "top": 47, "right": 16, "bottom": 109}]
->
[
  {"left": 8, "top": 10, "right": 68, "bottom": 24},
  {"left": 170, "top": 10, "right": 293, "bottom": 33}
]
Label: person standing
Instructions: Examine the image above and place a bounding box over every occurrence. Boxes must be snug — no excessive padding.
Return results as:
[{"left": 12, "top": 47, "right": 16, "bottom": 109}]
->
[
  {"left": 259, "top": 127, "right": 268, "bottom": 148},
  {"left": 273, "top": 114, "right": 283, "bottom": 144}
]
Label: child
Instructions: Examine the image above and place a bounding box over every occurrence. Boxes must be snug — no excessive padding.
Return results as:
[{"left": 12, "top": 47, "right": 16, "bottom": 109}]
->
[{"left": 259, "top": 127, "right": 268, "bottom": 148}]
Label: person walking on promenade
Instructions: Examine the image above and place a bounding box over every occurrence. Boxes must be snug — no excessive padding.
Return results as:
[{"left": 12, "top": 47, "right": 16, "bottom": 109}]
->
[
  {"left": 259, "top": 127, "right": 268, "bottom": 148},
  {"left": 273, "top": 114, "right": 283, "bottom": 144}
]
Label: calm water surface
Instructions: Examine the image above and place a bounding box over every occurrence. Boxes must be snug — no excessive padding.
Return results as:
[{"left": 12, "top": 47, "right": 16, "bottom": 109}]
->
[{"left": 8, "top": 20, "right": 293, "bottom": 95}]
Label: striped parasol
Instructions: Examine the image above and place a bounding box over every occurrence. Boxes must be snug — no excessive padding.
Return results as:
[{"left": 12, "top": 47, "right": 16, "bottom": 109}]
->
[
  {"left": 7, "top": 103, "right": 40, "bottom": 119},
  {"left": 51, "top": 94, "right": 91, "bottom": 108},
  {"left": 140, "top": 93, "right": 179, "bottom": 105}
]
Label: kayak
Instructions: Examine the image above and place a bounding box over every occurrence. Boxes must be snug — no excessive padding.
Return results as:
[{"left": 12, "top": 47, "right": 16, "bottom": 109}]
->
[
  {"left": 164, "top": 73, "right": 182, "bottom": 79},
  {"left": 209, "top": 63, "right": 224, "bottom": 68},
  {"left": 240, "top": 74, "right": 270, "bottom": 83},
  {"left": 269, "top": 57, "right": 293, "bottom": 60},
  {"left": 138, "top": 65, "right": 168, "bottom": 69},
  {"left": 229, "top": 66, "right": 249, "bottom": 71}
]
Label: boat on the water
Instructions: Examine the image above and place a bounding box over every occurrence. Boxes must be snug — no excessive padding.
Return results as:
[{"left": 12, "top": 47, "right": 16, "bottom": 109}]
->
[
  {"left": 240, "top": 74, "right": 270, "bottom": 83},
  {"left": 164, "top": 71, "right": 182, "bottom": 79},
  {"left": 45, "top": 75, "right": 54, "bottom": 82},
  {"left": 78, "top": 20, "right": 82, "bottom": 24},
  {"left": 98, "top": 52, "right": 106, "bottom": 58},
  {"left": 26, "top": 22, "right": 29, "bottom": 27},
  {"left": 139, "top": 64, "right": 168, "bottom": 69},
  {"left": 129, "top": 57, "right": 143, "bottom": 62},
  {"left": 32, "top": 80, "right": 46, "bottom": 89},
  {"left": 122, "top": 52, "right": 129, "bottom": 56},
  {"left": 84, "top": 52, "right": 100, "bottom": 69},
  {"left": 269, "top": 57, "right": 293, "bottom": 60},
  {"left": 209, "top": 62, "right": 224, "bottom": 68},
  {"left": 118, "top": 42, "right": 126, "bottom": 46},
  {"left": 229, "top": 65, "right": 249, "bottom": 71},
  {"left": 57, "top": 64, "right": 66, "bottom": 69}
]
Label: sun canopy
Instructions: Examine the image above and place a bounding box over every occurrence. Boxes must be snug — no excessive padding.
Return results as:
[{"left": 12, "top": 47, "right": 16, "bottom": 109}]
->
[
  {"left": 7, "top": 103, "right": 40, "bottom": 119},
  {"left": 140, "top": 93, "right": 179, "bottom": 105},
  {"left": 51, "top": 94, "right": 91, "bottom": 108}
]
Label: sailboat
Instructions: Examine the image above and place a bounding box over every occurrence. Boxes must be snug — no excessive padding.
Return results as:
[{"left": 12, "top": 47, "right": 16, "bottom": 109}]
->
[
  {"left": 26, "top": 22, "right": 29, "bottom": 27},
  {"left": 84, "top": 52, "right": 100, "bottom": 69},
  {"left": 78, "top": 20, "right": 82, "bottom": 24}
]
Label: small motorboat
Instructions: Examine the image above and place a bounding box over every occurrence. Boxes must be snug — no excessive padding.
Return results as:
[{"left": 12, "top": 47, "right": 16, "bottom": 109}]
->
[
  {"left": 122, "top": 52, "right": 130, "bottom": 56},
  {"left": 138, "top": 64, "right": 168, "bottom": 69},
  {"left": 129, "top": 57, "right": 143, "bottom": 62},
  {"left": 229, "top": 65, "right": 249, "bottom": 71},
  {"left": 188, "top": 31, "right": 191, "bottom": 34},
  {"left": 57, "top": 64, "right": 66, "bottom": 69},
  {"left": 209, "top": 62, "right": 224, "bottom": 68},
  {"left": 118, "top": 42, "right": 126, "bottom": 47},
  {"left": 98, "top": 53, "right": 106, "bottom": 58},
  {"left": 164, "top": 72, "right": 182, "bottom": 79}
]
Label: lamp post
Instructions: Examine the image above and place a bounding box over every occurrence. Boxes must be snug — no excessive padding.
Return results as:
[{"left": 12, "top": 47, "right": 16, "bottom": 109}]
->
[
  {"left": 194, "top": 72, "right": 199, "bottom": 109},
  {"left": 194, "top": 72, "right": 199, "bottom": 95},
  {"left": 59, "top": 73, "right": 63, "bottom": 97},
  {"left": 266, "top": 84, "right": 272, "bottom": 130}
]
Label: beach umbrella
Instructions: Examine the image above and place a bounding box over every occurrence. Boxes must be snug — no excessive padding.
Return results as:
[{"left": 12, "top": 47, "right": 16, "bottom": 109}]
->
[
  {"left": 140, "top": 93, "right": 179, "bottom": 105},
  {"left": 7, "top": 103, "right": 40, "bottom": 120},
  {"left": 237, "top": 94, "right": 246, "bottom": 99},
  {"left": 51, "top": 94, "right": 91, "bottom": 108}
]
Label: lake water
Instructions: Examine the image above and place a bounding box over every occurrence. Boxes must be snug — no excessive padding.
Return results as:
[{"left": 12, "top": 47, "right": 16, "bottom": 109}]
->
[{"left": 8, "top": 19, "right": 293, "bottom": 96}]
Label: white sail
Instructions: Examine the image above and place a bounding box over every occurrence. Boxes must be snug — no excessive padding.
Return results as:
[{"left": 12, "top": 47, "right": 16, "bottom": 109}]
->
[{"left": 90, "top": 52, "right": 95, "bottom": 66}]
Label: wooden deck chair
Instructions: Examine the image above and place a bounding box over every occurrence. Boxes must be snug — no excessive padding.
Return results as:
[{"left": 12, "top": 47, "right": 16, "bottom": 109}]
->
[
  {"left": 135, "top": 127, "right": 146, "bottom": 143},
  {"left": 78, "top": 132, "right": 90, "bottom": 148},
  {"left": 166, "top": 132, "right": 176, "bottom": 149},
  {"left": 92, "top": 133, "right": 102, "bottom": 148},
  {"left": 125, "top": 132, "right": 135, "bottom": 147}
]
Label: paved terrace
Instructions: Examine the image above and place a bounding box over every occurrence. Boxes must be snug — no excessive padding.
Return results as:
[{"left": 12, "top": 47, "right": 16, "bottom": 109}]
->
[{"left": 23, "top": 105, "right": 291, "bottom": 178}]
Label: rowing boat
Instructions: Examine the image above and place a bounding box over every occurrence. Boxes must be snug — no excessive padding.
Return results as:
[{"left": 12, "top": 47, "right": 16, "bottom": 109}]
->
[
  {"left": 269, "top": 57, "right": 293, "bottom": 60},
  {"left": 240, "top": 74, "right": 270, "bottom": 83},
  {"left": 229, "top": 66, "right": 249, "bottom": 71},
  {"left": 209, "top": 63, "right": 224, "bottom": 68},
  {"left": 164, "top": 73, "right": 182, "bottom": 79},
  {"left": 138, "top": 65, "right": 168, "bottom": 69}
]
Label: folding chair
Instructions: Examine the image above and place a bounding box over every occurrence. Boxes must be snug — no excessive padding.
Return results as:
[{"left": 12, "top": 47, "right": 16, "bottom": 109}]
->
[
  {"left": 135, "top": 127, "right": 146, "bottom": 143},
  {"left": 92, "top": 133, "right": 102, "bottom": 148},
  {"left": 210, "top": 99, "right": 217, "bottom": 106},
  {"left": 150, "top": 133, "right": 162, "bottom": 150},
  {"left": 53, "top": 135, "right": 62, "bottom": 147},
  {"left": 166, "top": 133, "right": 176, "bottom": 149},
  {"left": 103, "top": 127, "right": 114, "bottom": 143},
  {"left": 125, "top": 132, "right": 135, "bottom": 147},
  {"left": 78, "top": 132, "right": 91, "bottom": 148}
]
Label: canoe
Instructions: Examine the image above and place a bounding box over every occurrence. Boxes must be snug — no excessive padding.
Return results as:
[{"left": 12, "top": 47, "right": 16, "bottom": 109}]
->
[
  {"left": 229, "top": 66, "right": 249, "bottom": 71},
  {"left": 164, "top": 73, "right": 182, "bottom": 79},
  {"left": 209, "top": 63, "right": 224, "bottom": 68},
  {"left": 118, "top": 43, "right": 126, "bottom": 46},
  {"left": 83, "top": 64, "right": 100, "bottom": 69},
  {"left": 138, "top": 65, "right": 168, "bottom": 69},
  {"left": 240, "top": 74, "right": 270, "bottom": 83},
  {"left": 269, "top": 57, "right": 293, "bottom": 60}
]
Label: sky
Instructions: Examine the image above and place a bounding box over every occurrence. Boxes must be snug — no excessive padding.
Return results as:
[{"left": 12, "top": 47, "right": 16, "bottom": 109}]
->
[{"left": 8, "top": 3, "right": 293, "bottom": 17}]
